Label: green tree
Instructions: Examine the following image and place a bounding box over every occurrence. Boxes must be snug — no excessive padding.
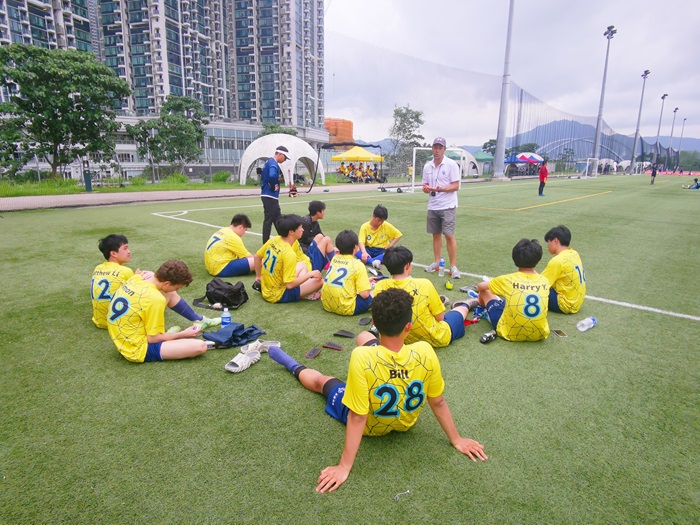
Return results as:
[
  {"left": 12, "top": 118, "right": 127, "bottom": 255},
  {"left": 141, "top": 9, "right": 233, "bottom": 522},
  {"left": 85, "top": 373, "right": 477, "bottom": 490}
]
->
[
  {"left": 0, "top": 44, "right": 131, "bottom": 178},
  {"left": 482, "top": 139, "right": 497, "bottom": 156},
  {"left": 389, "top": 104, "right": 425, "bottom": 155},
  {"left": 258, "top": 122, "right": 298, "bottom": 137},
  {"left": 157, "top": 96, "right": 208, "bottom": 173},
  {"left": 125, "top": 119, "right": 161, "bottom": 183}
]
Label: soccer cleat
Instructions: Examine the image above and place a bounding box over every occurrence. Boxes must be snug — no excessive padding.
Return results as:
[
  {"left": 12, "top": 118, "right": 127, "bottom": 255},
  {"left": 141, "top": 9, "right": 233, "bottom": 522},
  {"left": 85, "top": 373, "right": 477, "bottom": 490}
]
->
[
  {"left": 449, "top": 266, "right": 461, "bottom": 279},
  {"left": 252, "top": 280, "right": 261, "bottom": 292},
  {"left": 368, "top": 267, "right": 379, "bottom": 277},
  {"left": 371, "top": 260, "right": 382, "bottom": 269},
  {"left": 240, "top": 339, "right": 282, "bottom": 354},
  {"left": 459, "top": 284, "right": 479, "bottom": 294},
  {"left": 452, "top": 297, "right": 479, "bottom": 311},
  {"left": 304, "top": 290, "right": 322, "bottom": 301},
  {"left": 224, "top": 349, "right": 261, "bottom": 373},
  {"left": 439, "top": 295, "right": 450, "bottom": 307},
  {"left": 424, "top": 261, "right": 439, "bottom": 273},
  {"left": 193, "top": 316, "right": 222, "bottom": 330}
]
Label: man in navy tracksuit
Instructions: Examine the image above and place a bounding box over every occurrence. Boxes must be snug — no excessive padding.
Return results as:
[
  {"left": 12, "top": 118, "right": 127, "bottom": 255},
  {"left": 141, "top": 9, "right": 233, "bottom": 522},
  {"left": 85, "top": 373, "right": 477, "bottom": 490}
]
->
[{"left": 261, "top": 146, "right": 289, "bottom": 244}]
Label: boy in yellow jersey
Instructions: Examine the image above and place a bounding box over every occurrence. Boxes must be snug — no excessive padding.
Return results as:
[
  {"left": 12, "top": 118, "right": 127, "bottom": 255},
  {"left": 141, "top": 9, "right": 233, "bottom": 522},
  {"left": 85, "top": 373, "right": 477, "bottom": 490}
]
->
[
  {"left": 322, "top": 230, "right": 372, "bottom": 316},
  {"left": 204, "top": 214, "right": 255, "bottom": 277},
  {"left": 107, "top": 260, "right": 208, "bottom": 363},
  {"left": 266, "top": 288, "right": 487, "bottom": 493},
  {"left": 92, "top": 235, "right": 209, "bottom": 329},
  {"left": 369, "top": 246, "right": 473, "bottom": 348},
  {"left": 254, "top": 214, "right": 323, "bottom": 303},
  {"left": 542, "top": 225, "right": 586, "bottom": 314},
  {"left": 356, "top": 204, "right": 402, "bottom": 269},
  {"left": 475, "top": 238, "right": 550, "bottom": 342}
]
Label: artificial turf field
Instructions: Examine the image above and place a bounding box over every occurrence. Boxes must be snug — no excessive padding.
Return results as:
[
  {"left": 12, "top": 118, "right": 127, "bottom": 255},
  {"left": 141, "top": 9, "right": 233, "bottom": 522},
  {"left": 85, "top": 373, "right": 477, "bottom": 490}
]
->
[{"left": 1, "top": 174, "right": 698, "bottom": 524}]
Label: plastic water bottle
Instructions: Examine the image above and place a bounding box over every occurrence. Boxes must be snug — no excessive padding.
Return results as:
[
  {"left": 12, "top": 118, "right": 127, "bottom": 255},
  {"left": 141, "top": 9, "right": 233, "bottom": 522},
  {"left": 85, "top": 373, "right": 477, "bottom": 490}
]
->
[
  {"left": 221, "top": 308, "right": 231, "bottom": 327},
  {"left": 576, "top": 316, "right": 597, "bottom": 332},
  {"left": 438, "top": 256, "right": 445, "bottom": 277}
]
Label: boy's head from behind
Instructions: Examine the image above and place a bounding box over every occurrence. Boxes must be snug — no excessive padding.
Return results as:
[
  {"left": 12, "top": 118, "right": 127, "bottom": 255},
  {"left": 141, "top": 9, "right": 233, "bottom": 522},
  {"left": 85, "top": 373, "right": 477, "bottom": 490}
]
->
[
  {"left": 383, "top": 246, "right": 412, "bottom": 276},
  {"left": 544, "top": 225, "right": 571, "bottom": 247},
  {"left": 231, "top": 214, "right": 252, "bottom": 228},
  {"left": 372, "top": 204, "right": 388, "bottom": 221},
  {"left": 512, "top": 238, "right": 543, "bottom": 269},
  {"left": 371, "top": 288, "right": 413, "bottom": 337},
  {"left": 98, "top": 234, "right": 129, "bottom": 261},
  {"left": 335, "top": 230, "right": 359, "bottom": 255},
  {"left": 275, "top": 214, "right": 303, "bottom": 237},
  {"left": 308, "top": 200, "right": 326, "bottom": 217},
  {"left": 155, "top": 260, "right": 193, "bottom": 287}
]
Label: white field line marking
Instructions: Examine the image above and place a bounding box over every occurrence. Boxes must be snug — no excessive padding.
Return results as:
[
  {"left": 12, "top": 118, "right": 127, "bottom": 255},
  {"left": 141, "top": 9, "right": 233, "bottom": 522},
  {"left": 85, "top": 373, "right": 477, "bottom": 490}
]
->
[{"left": 412, "top": 263, "right": 699, "bottom": 322}]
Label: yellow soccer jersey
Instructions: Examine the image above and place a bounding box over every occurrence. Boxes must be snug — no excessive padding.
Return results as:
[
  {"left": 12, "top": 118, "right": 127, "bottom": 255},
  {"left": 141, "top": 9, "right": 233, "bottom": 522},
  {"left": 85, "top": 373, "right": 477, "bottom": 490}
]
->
[
  {"left": 374, "top": 277, "right": 451, "bottom": 347},
  {"left": 204, "top": 227, "right": 251, "bottom": 276},
  {"left": 322, "top": 254, "right": 371, "bottom": 315},
  {"left": 343, "top": 341, "right": 445, "bottom": 436},
  {"left": 256, "top": 236, "right": 298, "bottom": 303},
  {"left": 293, "top": 240, "right": 312, "bottom": 272},
  {"left": 541, "top": 249, "right": 586, "bottom": 314},
  {"left": 488, "top": 272, "right": 550, "bottom": 341},
  {"left": 107, "top": 276, "right": 166, "bottom": 363},
  {"left": 359, "top": 221, "right": 402, "bottom": 249},
  {"left": 91, "top": 262, "right": 135, "bottom": 329}
]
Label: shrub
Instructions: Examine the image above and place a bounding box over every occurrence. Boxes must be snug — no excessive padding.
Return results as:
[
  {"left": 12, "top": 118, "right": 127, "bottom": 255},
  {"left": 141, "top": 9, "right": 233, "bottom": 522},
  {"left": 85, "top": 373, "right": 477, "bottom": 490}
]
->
[
  {"left": 212, "top": 170, "right": 231, "bottom": 183},
  {"left": 165, "top": 173, "right": 189, "bottom": 184},
  {"left": 130, "top": 176, "right": 147, "bottom": 186}
]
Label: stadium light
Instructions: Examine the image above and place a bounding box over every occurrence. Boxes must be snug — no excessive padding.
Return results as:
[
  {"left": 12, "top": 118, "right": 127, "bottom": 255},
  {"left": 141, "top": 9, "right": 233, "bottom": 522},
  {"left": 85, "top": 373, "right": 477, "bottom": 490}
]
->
[
  {"left": 678, "top": 117, "right": 687, "bottom": 166},
  {"left": 591, "top": 25, "right": 617, "bottom": 176},
  {"left": 492, "top": 0, "right": 516, "bottom": 180},
  {"left": 668, "top": 107, "right": 679, "bottom": 169},
  {"left": 653, "top": 93, "right": 668, "bottom": 164},
  {"left": 630, "top": 70, "right": 650, "bottom": 174}
]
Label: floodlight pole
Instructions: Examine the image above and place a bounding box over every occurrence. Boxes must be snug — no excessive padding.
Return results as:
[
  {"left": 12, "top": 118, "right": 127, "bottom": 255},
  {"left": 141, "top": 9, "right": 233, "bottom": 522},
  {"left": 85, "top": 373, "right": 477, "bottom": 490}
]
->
[
  {"left": 678, "top": 117, "right": 687, "bottom": 166},
  {"left": 591, "top": 25, "right": 616, "bottom": 176},
  {"left": 630, "top": 70, "right": 649, "bottom": 174},
  {"left": 668, "top": 107, "right": 679, "bottom": 169},
  {"left": 492, "top": 0, "right": 515, "bottom": 180},
  {"left": 653, "top": 93, "right": 668, "bottom": 164}
]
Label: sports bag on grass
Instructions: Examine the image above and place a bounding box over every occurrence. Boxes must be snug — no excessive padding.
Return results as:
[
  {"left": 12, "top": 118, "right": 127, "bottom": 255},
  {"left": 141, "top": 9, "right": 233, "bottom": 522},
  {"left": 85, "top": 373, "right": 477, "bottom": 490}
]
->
[{"left": 193, "top": 278, "right": 249, "bottom": 310}]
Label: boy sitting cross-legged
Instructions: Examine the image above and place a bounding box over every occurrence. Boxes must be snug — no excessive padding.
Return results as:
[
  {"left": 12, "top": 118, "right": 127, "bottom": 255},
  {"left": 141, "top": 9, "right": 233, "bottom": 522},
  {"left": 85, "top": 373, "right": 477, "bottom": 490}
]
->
[
  {"left": 321, "top": 230, "right": 372, "bottom": 316},
  {"left": 356, "top": 204, "right": 402, "bottom": 270}
]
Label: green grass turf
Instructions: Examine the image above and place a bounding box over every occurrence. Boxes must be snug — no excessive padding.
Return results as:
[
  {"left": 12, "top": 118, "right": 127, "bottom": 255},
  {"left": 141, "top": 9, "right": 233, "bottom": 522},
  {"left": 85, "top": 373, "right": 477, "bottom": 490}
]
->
[{"left": 1, "top": 174, "right": 698, "bottom": 523}]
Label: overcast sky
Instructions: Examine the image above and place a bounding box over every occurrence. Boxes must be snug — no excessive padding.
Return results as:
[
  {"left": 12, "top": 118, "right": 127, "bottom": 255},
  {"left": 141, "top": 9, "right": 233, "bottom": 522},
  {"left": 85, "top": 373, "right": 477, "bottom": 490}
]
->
[{"left": 323, "top": 0, "right": 699, "bottom": 148}]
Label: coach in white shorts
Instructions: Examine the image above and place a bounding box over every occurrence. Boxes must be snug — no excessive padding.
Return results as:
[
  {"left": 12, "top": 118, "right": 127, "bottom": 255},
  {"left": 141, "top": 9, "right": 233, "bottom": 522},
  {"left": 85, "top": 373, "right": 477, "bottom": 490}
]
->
[{"left": 422, "top": 137, "right": 461, "bottom": 279}]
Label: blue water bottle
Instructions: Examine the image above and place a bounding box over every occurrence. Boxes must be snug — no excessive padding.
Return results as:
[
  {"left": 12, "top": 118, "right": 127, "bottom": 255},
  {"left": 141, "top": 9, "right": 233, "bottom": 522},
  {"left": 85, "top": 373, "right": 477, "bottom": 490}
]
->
[{"left": 221, "top": 308, "right": 232, "bottom": 327}]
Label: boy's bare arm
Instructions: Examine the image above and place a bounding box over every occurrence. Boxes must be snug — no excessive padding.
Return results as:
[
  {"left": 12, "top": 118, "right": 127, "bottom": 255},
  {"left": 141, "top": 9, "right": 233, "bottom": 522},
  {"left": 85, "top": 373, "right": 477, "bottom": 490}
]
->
[
  {"left": 316, "top": 410, "right": 367, "bottom": 493},
  {"left": 428, "top": 395, "right": 488, "bottom": 462}
]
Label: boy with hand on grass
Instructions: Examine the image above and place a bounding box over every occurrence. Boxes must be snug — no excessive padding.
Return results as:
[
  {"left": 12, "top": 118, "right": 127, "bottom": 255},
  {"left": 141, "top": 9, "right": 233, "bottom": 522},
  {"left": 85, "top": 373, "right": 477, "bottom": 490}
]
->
[
  {"left": 474, "top": 238, "right": 550, "bottom": 341},
  {"left": 204, "top": 214, "right": 255, "bottom": 277},
  {"left": 267, "top": 288, "right": 488, "bottom": 493},
  {"left": 356, "top": 204, "right": 402, "bottom": 270},
  {"left": 254, "top": 214, "right": 324, "bottom": 303},
  {"left": 322, "top": 230, "right": 372, "bottom": 316},
  {"left": 92, "top": 234, "right": 208, "bottom": 329},
  {"left": 541, "top": 225, "right": 586, "bottom": 314},
  {"left": 371, "top": 246, "right": 474, "bottom": 348},
  {"left": 107, "top": 260, "right": 208, "bottom": 363}
]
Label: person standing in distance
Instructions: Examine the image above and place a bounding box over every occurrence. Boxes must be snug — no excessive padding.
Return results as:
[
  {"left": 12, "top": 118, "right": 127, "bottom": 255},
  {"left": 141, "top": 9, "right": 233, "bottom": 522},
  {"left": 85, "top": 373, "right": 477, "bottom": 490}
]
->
[
  {"left": 422, "top": 137, "right": 461, "bottom": 279},
  {"left": 261, "top": 145, "right": 289, "bottom": 244},
  {"left": 538, "top": 161, "right": 548, "bottom": 196}
]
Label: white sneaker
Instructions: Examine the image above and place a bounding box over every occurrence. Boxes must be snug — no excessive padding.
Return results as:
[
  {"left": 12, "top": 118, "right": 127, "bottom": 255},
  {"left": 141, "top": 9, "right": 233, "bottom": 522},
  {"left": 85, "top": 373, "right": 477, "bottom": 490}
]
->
[
  {"left": 224, "top": 350, "right": 261, "bottom": 373},
  {"left": 240, "top": 339, "right": 281, "bottom": 354},
  {"left": 450, "top": 266, "right": 461, "bottom": 279},
  {"left": 371, "top": 260, "right": 382, "bottom": 269},
  {"left": 425, "top": 262, "right": 439, "bottom": 273},
  {"left": 452, "top": 297, "right": 479, "bottom": 311}
]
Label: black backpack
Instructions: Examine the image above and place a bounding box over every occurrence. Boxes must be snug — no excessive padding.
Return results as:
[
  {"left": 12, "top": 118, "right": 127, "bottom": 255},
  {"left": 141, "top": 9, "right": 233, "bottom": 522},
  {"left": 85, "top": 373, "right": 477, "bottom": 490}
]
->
[{"left": 194, "top": 278, "right": 249, "bottom": 310}]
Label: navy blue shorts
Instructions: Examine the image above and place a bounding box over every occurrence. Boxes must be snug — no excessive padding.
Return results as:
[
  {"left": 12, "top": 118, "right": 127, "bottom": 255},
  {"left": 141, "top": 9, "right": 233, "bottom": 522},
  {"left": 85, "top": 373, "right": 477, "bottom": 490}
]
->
[
  {"left": 486, "top": 299, "right": 505, "bottom": 329},
  {"left": 307, "top": 241, "right": 334, "bottom": 272},
  {"left": 217, "top": 258, "right": 251, "bottom": 277},
  {"left": 323, "top": 379, "right": 350, "bottom": 424},
  {"left": 548, "top": 288, "right": 562, "bottom": 313},
  {"left": 278, "top": 286, "right": 301, "bottom": 303},
  {"left": 354, "top": 294, "right": 372, "bottom": 315},
  {"left": 444, "top": 310, "right": 465, "bottom": 341},
  {"left": 144, "top": 342, "right": 163, "bottom": 362}
]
